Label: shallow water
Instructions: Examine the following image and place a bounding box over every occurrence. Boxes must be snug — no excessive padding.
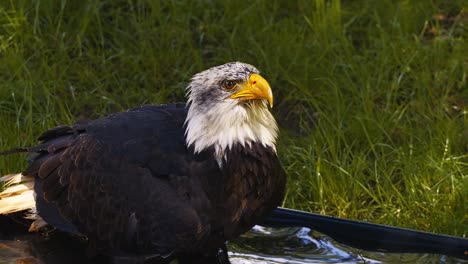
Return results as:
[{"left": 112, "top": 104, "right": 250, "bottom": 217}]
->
[
  {"left": 230, "top": 226, "right": 360, "bottom": 264},
  {"left": 229, "top": 226, "right": 466, "bottom": 263},
  {"left": 0, "top": 219, "right": 466, "bottom": 264}
]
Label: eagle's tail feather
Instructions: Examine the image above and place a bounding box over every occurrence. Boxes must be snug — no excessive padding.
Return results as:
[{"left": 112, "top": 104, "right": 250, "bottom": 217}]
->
[
  {"left": 0, "top": 173, "right": 36, "bottom": 215},
  {"left": 0, "top": 173, "right": 47, "bottom": 231}
]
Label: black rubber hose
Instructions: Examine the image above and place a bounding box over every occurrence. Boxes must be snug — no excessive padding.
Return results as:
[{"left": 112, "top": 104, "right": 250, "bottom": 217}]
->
[{"left": 262, "top": 207, "right": 468, "bottom": 260}]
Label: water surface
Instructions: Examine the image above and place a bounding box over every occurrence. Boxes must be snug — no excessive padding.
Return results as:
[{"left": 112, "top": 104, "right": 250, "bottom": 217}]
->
[
  {"left": 229, "top": 226, "right": 465, "bottom": 263},
  {"left": 0, "top": 216, "right": 465, "bottom": 263}
]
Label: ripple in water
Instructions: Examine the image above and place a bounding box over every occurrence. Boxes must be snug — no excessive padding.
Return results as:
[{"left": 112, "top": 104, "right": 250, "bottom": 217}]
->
[{"left": 228, "top": 226, "right": 467, "bottom": 264}]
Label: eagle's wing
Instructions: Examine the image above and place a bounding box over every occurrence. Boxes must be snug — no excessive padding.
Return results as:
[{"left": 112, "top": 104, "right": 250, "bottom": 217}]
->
[{"left": 24, "top": 104, "right": 211, "bottom": 256}]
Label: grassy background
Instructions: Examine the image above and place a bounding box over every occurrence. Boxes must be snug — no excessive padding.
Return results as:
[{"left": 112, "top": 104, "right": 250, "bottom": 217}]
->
[{"left": 0, "top": 0, "right": 466, "bottom": 237}]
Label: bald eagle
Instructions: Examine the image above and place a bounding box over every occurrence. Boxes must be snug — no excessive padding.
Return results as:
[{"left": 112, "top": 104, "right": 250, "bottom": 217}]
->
[{"left": 0, "top": 62, "right": 286, "bottom": 263}]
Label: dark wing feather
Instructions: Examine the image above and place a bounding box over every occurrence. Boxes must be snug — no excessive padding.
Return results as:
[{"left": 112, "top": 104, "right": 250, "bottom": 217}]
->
[{"left": 24, "top": 104, "right": 212, "bottom": 256}]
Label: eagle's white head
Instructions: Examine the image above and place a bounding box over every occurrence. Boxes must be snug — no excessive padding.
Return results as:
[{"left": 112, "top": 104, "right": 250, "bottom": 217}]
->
[{"left": 185, "top": 62, "right": 278, "bottom": 162}]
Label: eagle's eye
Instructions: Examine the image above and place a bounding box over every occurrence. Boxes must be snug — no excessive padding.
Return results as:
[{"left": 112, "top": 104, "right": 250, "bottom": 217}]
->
[{"left": 223, "top": 80, "right": 237, "bottom": 90}]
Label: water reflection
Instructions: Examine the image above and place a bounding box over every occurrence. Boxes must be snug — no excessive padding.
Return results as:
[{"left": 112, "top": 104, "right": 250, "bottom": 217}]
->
[
  {"left": 0, "top": 218, "right": 465, "bottom": 263},
  {"left": 228, "top": 226, "right": 466, "bottom": 264}
]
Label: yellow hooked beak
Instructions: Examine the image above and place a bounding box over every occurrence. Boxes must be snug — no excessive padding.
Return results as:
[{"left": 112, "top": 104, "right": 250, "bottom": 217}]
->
[{"left": 229, "top": 74, "right": 274, "bottom": 107}]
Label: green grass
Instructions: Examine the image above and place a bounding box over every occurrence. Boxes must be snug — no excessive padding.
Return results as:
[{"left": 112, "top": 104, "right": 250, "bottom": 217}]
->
[{"left": 0, "top": 0, "right": 466, "bottom": 237}]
